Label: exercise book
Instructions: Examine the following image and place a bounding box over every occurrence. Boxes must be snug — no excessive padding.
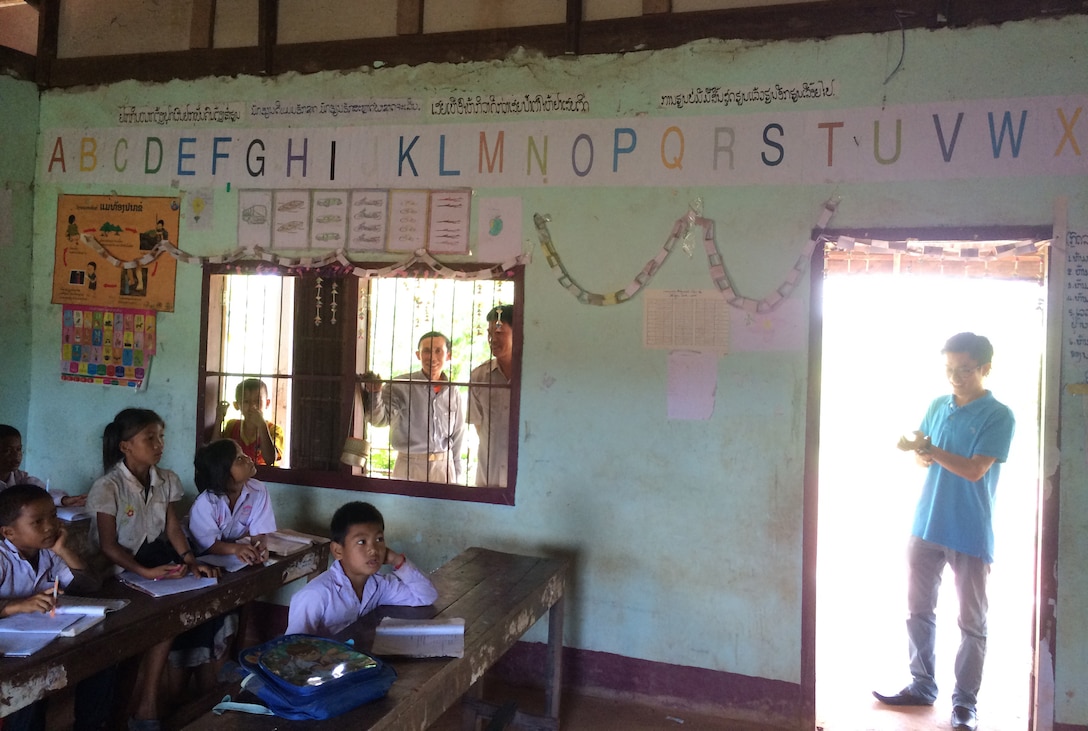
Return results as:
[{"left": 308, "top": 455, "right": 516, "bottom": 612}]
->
[{"left": 117, "top": 571, "right": 218, "bottom": 598}]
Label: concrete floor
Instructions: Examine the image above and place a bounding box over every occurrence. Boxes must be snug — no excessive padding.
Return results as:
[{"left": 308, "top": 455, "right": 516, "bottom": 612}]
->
[{"left": 429, "top": 679, "right": 772, "bottom": 731}]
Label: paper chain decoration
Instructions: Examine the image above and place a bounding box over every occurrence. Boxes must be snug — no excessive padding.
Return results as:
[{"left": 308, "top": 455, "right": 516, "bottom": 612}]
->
[
  {"left": 77, "top": 233, "right": 531, "bottom": 280},
  {"left": 824, "top": 235, "right": 1047, "bottom": 259},
  {"left": 533, "top": 199, "right": 836, "bottom": 312}
]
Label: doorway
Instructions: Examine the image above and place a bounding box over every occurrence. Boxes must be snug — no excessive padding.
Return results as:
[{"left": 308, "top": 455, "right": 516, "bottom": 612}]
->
[{"left": 814, "top": 255, "right": 1046, "bottom": 731}]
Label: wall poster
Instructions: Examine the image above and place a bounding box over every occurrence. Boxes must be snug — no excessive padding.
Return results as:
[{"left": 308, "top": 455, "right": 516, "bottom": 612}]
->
[
  {"left": 53, "top": 195, "right": 180, "bottom": 312},
  {"left": 61, "top": 305, "right": 157, "bottom": 388}
]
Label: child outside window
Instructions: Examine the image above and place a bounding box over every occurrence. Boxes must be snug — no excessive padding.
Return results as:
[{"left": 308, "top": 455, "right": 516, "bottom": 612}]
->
[{"left": 214, "top": 378, "right": 283, "bottom": 466}]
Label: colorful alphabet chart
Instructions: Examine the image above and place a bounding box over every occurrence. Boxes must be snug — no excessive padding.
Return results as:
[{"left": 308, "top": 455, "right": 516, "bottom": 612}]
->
[{"left": 60, "top": 305, "right": 157, "bottom": 388}]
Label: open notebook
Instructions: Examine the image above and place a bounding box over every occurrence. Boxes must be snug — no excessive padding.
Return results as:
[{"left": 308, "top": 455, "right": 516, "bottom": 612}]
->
[
  {"left": 370, "top": 617, "right": 465, "bottom": 658},
  {"left": 262, "top": 530, "right": 316, "bottom": 556},
  {"left": 0, "top": 613, "right": 82, "bottom": 657},
  {"left": 54, "top": 595, "right": 130, "bottom": 616},
  {"left": 56, "top": 505, "right": 91, "bottom": 521},
  {"left": 117, "top": 571, "right": 218, "bottom": 598}
]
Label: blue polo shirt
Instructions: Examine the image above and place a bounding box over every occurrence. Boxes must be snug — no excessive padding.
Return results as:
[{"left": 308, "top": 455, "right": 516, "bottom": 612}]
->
[{"left": 911, "top": 391, "right": 1015, "bottom": 564}]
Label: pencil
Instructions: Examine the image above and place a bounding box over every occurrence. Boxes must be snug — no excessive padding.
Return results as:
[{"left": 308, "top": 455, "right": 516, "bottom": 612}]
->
[{"left": 51, "top": 577, "right": 58, "bottom": 617}]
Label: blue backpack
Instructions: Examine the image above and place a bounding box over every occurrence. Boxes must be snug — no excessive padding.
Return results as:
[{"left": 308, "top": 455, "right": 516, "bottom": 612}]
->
[{"left": 213, "top": 634, "right": 397, "bottom": 721}]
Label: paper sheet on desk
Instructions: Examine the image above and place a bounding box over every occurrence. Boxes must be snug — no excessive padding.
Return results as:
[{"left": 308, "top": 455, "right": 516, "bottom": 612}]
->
[
  {"left": 371, "top": 617, "right": 465, "bottom": 658},
  {"left": 117, "top": 571, "right": 218, "bottom": 597},
  {"left": 262, "top": 530, "right": 315, "bottom": 556},
  {"left": 196, "top": 553, "right": 250, "bottom": 572},
  {"left": 54, "top": 595, "right": 129, "bottom": 615},
  {"left": 0, "top": 613, "right": 81, "bottom": 656},
  {"left": 0, "top": 631, "right": 61, "bottom": 656},
  {"left": 56, "top": 506, "right": 91, "bottom": 521}
]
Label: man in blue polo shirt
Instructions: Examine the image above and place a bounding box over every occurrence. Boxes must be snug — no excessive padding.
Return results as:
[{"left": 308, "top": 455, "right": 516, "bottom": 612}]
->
[{"left": 873, "top": 332, "right": 1015, "bottom": 731}]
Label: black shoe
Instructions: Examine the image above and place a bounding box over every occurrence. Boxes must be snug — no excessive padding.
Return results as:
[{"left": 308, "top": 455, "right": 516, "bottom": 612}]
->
[
  {"left": 872, "top": 687, "right": 935, "bottom": 706},
  {"left": 951, "top": 705, "right": 978, "bottom": 731}
]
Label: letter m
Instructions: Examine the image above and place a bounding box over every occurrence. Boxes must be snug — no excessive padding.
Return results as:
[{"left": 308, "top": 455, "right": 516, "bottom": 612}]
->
[
  {"left": 479, "top": 131, "right": 504, "bottom": 173},
  {"left": 988, "top": 110, "right": 1028, "bottom": 158}
]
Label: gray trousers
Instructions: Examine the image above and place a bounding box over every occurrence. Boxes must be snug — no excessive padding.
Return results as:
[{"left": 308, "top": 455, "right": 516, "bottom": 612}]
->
[{"left": 906, "top": 535, "right": 990, "bottom": 710}]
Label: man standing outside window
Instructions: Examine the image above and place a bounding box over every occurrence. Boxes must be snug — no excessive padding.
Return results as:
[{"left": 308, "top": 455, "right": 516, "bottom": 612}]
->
[
  {"left": 364, "top": 331, "right": 465, "bottom": 483},
  {"left": 873, "top": 332, "right": 1015, "bottom": 731},
  {"left": 469, "top": 305, "right": 514, "bottom": 487}
]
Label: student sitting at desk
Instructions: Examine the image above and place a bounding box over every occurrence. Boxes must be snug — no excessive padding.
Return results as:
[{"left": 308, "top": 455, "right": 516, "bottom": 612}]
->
[
  {"left": 0, "top": 484, "right": 113, "bottom": 731},
  {"left": 189, "top": 439, "right": 276, "bottom": 564},
  {"left": 286, "top": 501, "right": 438, "bottom": 636},
  {"left": 1, "top": 424, "right": 86, "bottom": 508},
  {"left": 87, "top": 408, "right": 219, "bottom": 731}
]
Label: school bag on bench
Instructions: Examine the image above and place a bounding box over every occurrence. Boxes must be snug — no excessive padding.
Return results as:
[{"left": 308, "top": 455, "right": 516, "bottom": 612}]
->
[{"left": 212, "top": 634, "right": 397, "bottom": 721}]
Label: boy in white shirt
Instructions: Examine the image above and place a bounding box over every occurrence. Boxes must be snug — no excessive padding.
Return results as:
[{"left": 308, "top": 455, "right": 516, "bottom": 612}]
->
[
  {"left": 286, "top": 501, "right": 437, "bottom": 636},
  {"left": 0, "top": 424, "right": 86, "bottom": 508},
  {"left": 0, "top": 484, "right": 112, "bottom": 731}
]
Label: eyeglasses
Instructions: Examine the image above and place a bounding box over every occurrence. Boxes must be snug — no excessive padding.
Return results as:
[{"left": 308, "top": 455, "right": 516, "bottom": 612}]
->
[{"left": 946, "top": 365, "right": 981, "bottom": 378}]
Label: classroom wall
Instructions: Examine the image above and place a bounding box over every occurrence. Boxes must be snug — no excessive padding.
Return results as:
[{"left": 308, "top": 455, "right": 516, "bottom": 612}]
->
[
  {"left": 0, "top": 75, "right": 39, "bottom": 435},
  {"left": 17, "top": 16, "right": 1088, "bottom": 727}
]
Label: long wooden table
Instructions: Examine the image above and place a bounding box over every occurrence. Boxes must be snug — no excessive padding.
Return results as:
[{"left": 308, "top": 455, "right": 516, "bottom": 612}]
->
[
  {"left": 0, "top": 540, "right": 330, "bottom": 718},
  {"left": 186, "top": 547, "right": 570, "bottom": 731}
]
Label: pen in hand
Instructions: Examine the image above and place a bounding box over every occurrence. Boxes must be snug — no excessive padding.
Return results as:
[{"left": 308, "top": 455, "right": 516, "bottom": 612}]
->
[
  {"left": 154, "top": 564, "right": 185, "bottom": 581},
  {"left": 51, "top": 578, "right": 58, "bottom": 617}
]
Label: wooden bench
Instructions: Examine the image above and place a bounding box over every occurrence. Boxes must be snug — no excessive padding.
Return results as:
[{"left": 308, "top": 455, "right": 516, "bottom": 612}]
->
[
  {"left": 185, "top": 547, "right": 570, "bottom": 731},
  {"left": 0, "top": 540, "right": 331, "bottom": 719}
]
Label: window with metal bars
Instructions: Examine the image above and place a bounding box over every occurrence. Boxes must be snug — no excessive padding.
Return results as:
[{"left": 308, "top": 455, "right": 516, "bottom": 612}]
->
[{"left": 198, "top": 262, "right": 522, "bottom": 505}]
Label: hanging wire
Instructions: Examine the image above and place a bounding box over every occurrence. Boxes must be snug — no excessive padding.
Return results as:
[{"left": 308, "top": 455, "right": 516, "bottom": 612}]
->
[{"left": 883, "top": 10, "right": 911, "bottom": 85}]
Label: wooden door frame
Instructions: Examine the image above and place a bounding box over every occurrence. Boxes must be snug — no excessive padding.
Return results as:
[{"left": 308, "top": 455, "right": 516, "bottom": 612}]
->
[{"left": 800, "top": 224, "right": 1055, "bottom": 730}]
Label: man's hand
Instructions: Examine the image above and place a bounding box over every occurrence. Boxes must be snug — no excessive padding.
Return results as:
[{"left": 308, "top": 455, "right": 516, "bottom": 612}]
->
[
  {"left": 60, "top": 494, "right": 87, "bottom": 507},
  {"left": 897, "top": 431, "right": 931, "bottom": 454},
  {"left": 361, "top": 371, "right": 383, "bottom": 394}
]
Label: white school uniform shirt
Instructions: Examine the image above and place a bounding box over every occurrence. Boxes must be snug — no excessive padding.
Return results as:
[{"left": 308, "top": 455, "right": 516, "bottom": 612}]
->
[
  {"left": 86, "top": 462, "right": 183, "bottom": 552},
  {"left": 0, "top": 538, "right": 75, "bottom": 599},
  {"left": 187, "top": 478, "right": 277, "bottom": 553},
  {"left": 1, "top": 469, "right": 66, "bottom": 507},
  {"left": 286, "top": 558, "right": 439, "bottom": 637}
]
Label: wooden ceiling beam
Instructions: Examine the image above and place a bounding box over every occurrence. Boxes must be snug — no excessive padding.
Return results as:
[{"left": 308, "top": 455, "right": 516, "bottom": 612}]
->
[{"left": 24, "top": 0, "right": 1087, "bottom": 88}]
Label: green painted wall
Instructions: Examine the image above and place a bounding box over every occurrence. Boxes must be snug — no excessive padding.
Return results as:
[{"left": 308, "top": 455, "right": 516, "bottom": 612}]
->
[
  {"left": 20, "top": 16, "right": 1088, "bottom": 726},
  {"left": 0, "top": 75, "right": 39, "bottom": 434}
]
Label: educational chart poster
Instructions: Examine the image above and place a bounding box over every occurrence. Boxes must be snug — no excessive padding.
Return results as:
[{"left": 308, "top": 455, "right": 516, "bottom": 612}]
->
[
  {"left": 53, "top": 195, "right": 180, "bottom": 312},
  {"left": 60, "top": 305, "right": 157, "bottom": 388}
]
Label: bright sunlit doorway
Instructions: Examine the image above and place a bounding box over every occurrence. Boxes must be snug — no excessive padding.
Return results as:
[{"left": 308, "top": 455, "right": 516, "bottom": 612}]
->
[{"left": 815, "top": 247, "right": 1047, "bottom": 731}]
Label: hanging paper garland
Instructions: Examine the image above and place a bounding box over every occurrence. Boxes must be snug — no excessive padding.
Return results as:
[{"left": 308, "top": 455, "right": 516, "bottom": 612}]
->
[
  {"left": 77, "top": 234, "right": 531, "bottom": 281},
  {"left": 823, "top": 235, "right": 1047, "bottom": 259},
  {"left": 533, "top": 199, "right": 837, "bottom": 311}
]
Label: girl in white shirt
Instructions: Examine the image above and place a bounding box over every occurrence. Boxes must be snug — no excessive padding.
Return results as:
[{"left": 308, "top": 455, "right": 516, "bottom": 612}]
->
[
  {"left": 189, "top": 439, "right": 276, "bottom": 564},
  {"left": 87, "top": 408, "right": 217, "bottom": 731}
]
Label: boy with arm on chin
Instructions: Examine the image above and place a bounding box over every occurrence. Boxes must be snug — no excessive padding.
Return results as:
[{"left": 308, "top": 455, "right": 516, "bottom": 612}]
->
[
  {"left": 286, "top": 501, "right": 437, "bottom": 637},
  {"left": 0, "top": 484, "right": 112, "bottom": 731}
]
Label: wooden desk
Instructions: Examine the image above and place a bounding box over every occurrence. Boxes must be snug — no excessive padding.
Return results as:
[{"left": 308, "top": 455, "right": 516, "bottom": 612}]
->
[
  {"left": 0, "top": 541, "right": 330, "bottom": 718},
  {"left": 186, "top": 547, "right": 569, "bottom": 731}
]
